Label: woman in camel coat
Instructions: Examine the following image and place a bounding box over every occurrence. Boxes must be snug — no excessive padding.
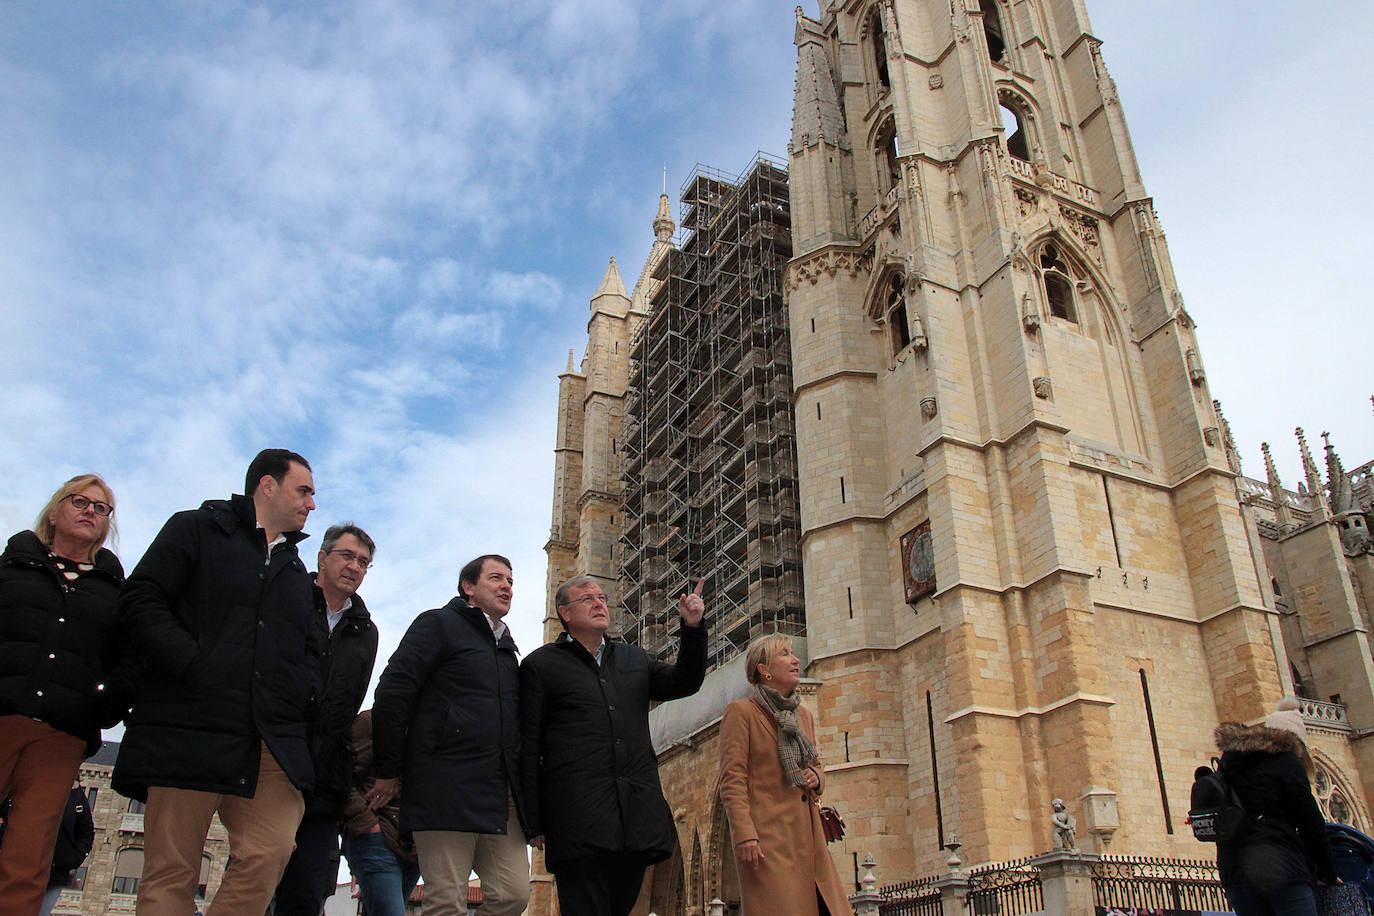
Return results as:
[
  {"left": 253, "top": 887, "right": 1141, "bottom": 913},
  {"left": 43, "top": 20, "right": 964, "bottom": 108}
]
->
[{"left": 718, "top": 634, "right": 853, "bottom": 916}]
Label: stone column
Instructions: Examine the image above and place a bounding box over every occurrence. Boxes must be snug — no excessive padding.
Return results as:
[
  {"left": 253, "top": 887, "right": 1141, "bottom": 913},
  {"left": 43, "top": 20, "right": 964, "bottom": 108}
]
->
[{"left": 1031, "top": 850, "right": 1099, "bottom": 915}]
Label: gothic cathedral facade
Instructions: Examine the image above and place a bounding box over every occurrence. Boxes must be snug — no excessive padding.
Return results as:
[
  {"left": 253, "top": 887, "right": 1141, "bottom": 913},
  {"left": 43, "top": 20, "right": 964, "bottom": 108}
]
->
[{"left": 542, "top": 1, "right": 1370, "bottom": 913}]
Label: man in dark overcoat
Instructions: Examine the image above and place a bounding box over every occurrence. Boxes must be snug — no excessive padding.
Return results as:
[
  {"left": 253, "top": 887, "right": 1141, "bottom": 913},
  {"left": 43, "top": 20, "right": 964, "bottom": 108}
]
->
[
  {"left": 272, "top": 523, "right": 379, "bottom": 916},
  {"left": 368, "top": 554, "right": 528, "bottom": 916},
  {"left": 520, "top": 574, "right": 707, "bottom": 916},
  {"left": 114, "top": 449, "right": 319, "bottom": 916}
]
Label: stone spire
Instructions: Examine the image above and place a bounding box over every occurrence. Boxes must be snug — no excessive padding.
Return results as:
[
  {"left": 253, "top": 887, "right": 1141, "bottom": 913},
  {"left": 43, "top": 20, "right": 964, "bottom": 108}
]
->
[
  {"left": 565, "top": 348, "right": 575, "bottom": 373},
  {"left": 1296, "top": 427, "right": 1331, "bottom": 518},
  {"left": 791, "top": 7, "right": 846, "bottom": 152},
  {"left": 1323, "top": 431, "right": 1356, "bottom": 514},
  {"left": 653, "top": 194, "right": 675, "bottom": 243},
  {"left": 593, "top": 257, "right": 629, "bottom": 303},
  {"left": 1262, "top": 442, "right": 1293, "bottom": 531}
]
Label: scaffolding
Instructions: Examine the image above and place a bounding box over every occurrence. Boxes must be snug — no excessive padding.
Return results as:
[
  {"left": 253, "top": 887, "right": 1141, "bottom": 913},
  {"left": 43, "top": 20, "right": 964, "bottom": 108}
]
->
[{"left": 619, "top": 153, "right": 803, "bottom": 671}]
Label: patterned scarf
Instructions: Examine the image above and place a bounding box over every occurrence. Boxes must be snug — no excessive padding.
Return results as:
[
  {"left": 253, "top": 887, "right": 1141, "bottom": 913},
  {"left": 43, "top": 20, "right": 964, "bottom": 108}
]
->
[{"left": 753, "top": 683, "right": 817, "bottom": 788}]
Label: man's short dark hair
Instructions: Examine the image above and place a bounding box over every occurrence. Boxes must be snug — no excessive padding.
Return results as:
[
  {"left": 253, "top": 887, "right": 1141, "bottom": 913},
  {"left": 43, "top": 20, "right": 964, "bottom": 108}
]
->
[
  {"left": 459, "top": 554, "right": 512, "bottom": 597},
  {"left": 321, "top": 522, "right": 376, "bottom": 559},
  {"left": 245, "top": 449, "right": 311, "bottom": 496}
]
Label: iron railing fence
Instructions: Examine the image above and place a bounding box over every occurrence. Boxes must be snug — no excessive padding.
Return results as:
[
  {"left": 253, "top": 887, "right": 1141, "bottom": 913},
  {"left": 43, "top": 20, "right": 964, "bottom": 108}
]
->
[
  {"left": 1091, "top": 855, "right": 1230, "bottom": 912},
  {"left": 878, "top": 876, "right": 943, "bottom": 916},
  {"left": 965, "top": 857, "right": 1043, "bottom": 915}
]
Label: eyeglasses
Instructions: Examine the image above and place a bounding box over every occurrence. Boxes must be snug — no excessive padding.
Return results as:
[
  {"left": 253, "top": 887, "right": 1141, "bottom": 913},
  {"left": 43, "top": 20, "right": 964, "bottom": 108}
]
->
[
  {"left": 66, "top": 495, "right": 114, "bottom": 517},
  {"left": 567, "top": 593, "right": 608, "bottom": 608},
  {"left": 326, "top": 548, "right": 373, "bottom": 570}
]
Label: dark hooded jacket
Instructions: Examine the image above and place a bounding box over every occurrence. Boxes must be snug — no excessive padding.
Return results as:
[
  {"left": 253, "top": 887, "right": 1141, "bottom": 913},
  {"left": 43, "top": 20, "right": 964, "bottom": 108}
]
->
[
  {"left": 371, "top": 594, "right": 524, "bottom": 835},
  {"left": 1214, "top": 722, "right": 1337, "bottom": 891},
  {"left": 113, "top": 495, "right": 319, "bottom": 801},
  {"left": 0, "top": 530, "right": 139, "bottom": 755},
  {"left": 519, "top": 623, "right": 707, "bottom": 871},
  {"left": 307, "top": 577, "right": 378, "bottom": 818}
]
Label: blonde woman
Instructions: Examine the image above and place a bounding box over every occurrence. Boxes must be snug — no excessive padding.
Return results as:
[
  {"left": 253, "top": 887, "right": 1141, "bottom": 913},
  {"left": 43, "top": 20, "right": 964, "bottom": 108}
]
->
[
  {"left": 0, "top": 475, "right": 138, "bottom": 915},
  {"left": 718, "top": 634, "right": 853, "bottom": 916}
]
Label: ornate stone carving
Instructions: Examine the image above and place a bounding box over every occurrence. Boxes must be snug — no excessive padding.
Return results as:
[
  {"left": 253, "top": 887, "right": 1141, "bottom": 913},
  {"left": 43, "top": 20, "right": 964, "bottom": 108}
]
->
[
  {"left": 1203, "top": 426, "right": 1221, "bottom": 448},
  {"left": 784, "top": 250, "right": 864, "bottom": 291},
  {"left": 1033, "top": 376, "right": 1053, "bottom": 400},
  {"left": 1058, "top": 205, "right": 1102, "bottom": 264},
  {"left": 911, "top": 314, "right": 928, "bottom": 351},
  {"left": 929, "top": 72, "right": 944, "bottom": 90},
  {"left": 1021, "top": 291, "right": 1040, "bottom": 333},
  {"left": 920, "top": 396, "right": 938, "bottom": 419},
  {"left": 1186, "top": 347, "right": 1205, "bottom": 386},
  {"left": 1015, "top": 188, "right": 1038, "bottom": 221}
]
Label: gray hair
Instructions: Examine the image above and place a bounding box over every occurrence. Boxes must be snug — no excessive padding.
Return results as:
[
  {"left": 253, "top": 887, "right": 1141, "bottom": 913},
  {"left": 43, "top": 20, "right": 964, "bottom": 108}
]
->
[
  {"left": 554, "top": 575, "right": 599, "bottom": 611},
  {"left": 321, "top": 522, "right": 376, "bottom": 559}
]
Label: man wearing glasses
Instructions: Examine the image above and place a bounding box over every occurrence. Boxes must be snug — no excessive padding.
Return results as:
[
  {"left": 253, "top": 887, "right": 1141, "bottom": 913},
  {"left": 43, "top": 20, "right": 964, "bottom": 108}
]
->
[
  {"left": 114, "top": 448, "right": 319, "bottom": 916},
  {"left": 369, "top": 554, "right": 530, "bottom": 916},
  {"left": 273, "top": 524, "right": 379, "bottom": 916},
  {"left": 519, "top": 575, "right": 708, "bottom": 916}
]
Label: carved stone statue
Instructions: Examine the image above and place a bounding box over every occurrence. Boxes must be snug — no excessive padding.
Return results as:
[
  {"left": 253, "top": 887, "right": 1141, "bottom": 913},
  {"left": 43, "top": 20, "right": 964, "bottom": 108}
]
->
[{"left": 1051, "top": 798, "right": 1077, "bottom": 851}]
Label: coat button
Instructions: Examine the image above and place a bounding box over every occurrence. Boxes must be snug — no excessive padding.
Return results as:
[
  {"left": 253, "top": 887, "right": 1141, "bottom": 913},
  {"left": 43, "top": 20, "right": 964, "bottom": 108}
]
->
[
  {"left": 254, "top": 671, "right": 261, "bottom": 681},
  {"left": 608, "top": 705, "right": 616, "bottom": 711},
  {"left": 57, "top": 617, "right": 65, "bottom": 623},
  {"left": 49, "top": 653, "right": 56, "bottom": 660},
  {"left": 36, "top": 690, "right": 44, "bottom": 697}
]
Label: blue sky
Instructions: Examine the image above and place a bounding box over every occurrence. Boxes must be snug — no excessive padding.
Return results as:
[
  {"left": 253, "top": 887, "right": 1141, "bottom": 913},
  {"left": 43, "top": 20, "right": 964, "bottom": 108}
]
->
[{"left": 3, "top": 0, "right": 1372, "bottom": 708}]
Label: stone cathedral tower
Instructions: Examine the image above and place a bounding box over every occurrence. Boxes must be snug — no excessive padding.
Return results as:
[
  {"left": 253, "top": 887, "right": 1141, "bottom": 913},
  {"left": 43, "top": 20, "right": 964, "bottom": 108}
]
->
[{"left": 784, "top": 0, "right": 1298, "bottom": 873}]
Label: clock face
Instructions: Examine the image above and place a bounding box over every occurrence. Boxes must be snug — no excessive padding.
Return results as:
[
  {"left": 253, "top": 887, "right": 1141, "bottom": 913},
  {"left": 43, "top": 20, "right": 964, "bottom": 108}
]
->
[
  {"left": 903, "top": 522, "right": 935, "bottom": 603},
  {"left": 909, "top": 530, "right": 934, "bottom": 583}
]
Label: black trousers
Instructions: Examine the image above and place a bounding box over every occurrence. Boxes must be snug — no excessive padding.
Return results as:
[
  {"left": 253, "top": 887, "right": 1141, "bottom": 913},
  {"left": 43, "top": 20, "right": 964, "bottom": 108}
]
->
[
  {"left": 553, "top": 853, "right": 647, "bottom": 916},
  {"left": 272, "top": 811, "right": 341, "bottom": 916}
]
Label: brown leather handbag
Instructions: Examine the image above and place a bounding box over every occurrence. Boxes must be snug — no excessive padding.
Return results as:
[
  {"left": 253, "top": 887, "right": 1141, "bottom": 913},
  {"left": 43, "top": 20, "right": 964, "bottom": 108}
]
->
[{"left": 815, "top": 797, "right": 845, "bottom": 843}]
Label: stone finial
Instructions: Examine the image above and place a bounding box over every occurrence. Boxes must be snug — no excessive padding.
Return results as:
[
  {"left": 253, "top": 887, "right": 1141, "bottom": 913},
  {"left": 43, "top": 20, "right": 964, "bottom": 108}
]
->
[
  {"left": 1262, "top": 442, "right": 1294, "bottom": 531},
  {"left": 654, "top": 193, "right": 675, "bottom": 243},
  {"left": 1297, "top": 427, "right": 1331, "bottom": 517},
  {"left": 565, "top": 349, "right": 575, "bottom": 372},
  {"left": 1322, "top": 431, "right": 1356, "bottom": 514}
]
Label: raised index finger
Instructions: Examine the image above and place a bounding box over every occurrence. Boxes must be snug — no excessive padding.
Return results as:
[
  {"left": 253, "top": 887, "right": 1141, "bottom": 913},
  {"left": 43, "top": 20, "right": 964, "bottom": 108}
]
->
[{"left": 692, "top": 576, "right": 705, "bottom": 597}]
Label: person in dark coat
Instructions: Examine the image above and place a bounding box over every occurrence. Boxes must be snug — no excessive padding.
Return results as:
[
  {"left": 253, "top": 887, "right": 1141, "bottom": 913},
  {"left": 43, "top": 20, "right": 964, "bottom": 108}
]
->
[
  {"left": 1215, "top": 696, "right": 1338, "bottom": 916},
  {"left": 273, "top": 523, "right": 380, "bottom": 916},
  {"left": 114, "top": 449, "right": 320, "bottom": 916},
  {"left": 342, "top": 709, "right": 419, "bottom": 916},
  {"left": 39, "top": 782, "right": 94, "bottom": 916},
  {"left": 520, "top": 574, "right": 708, "bottom": 916},
  {"left": 369, "top": 554, "right": 528, "bottom": 916},
  {"left": 0, "top": 474, "right": 136, "bottom": 916}
]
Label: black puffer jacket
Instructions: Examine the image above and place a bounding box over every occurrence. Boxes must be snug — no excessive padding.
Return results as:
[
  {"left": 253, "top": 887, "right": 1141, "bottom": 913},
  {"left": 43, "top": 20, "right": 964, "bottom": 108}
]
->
[
  {"left": 1215, "top": 722, "right": 1337, "bottom": 891},
  {"left": 519, "top": 624, "right": 706, "bottom": 871},
  {"left": 372, "top": 595, "right": 524, "bottom": 835},
  {"left": 0, "top": 530, "right": 138, "bottom": 755},
  {"left": 113, "top": 495, "right": 319, "bottom": 801},
  {"left": 308, "top": 580, "right": 377, "bottom": 818}
]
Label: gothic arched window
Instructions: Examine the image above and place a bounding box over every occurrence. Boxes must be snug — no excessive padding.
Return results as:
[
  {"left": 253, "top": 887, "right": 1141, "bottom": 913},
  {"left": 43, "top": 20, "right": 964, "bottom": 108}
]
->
[
  {"left": 1000, "top": 102, "right": 1029, "bottom": 161},
  {"left": 981, "top": 0, "right": 1006, "bottom": 62},
  {"left": 887, "top": 274, "right": 910, "bottom": 354},
  {"left": 870, "top": 8, "right": 890, "bottom": 91},
  {"left": 877, "top": 118, "right": 900, "bottom": 191},
  {"left": 1038, "top": 242, "right": 1077, "bottom": 323}
]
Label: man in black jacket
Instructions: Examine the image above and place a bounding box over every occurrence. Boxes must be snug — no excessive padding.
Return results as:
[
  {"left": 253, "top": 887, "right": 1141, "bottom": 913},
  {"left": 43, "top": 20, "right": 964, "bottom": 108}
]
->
[
  {"left": 114, "top": 449, "right": 318, "bottom": 916},
  {"left": 520, "top": 574, "right": 707, "bottom": 916},
  {"left": 273, "top": 523, "right": 379, "bottom": 916},
  {"left": 370, "top": 554, "right": 528, "bottom": 916}
]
